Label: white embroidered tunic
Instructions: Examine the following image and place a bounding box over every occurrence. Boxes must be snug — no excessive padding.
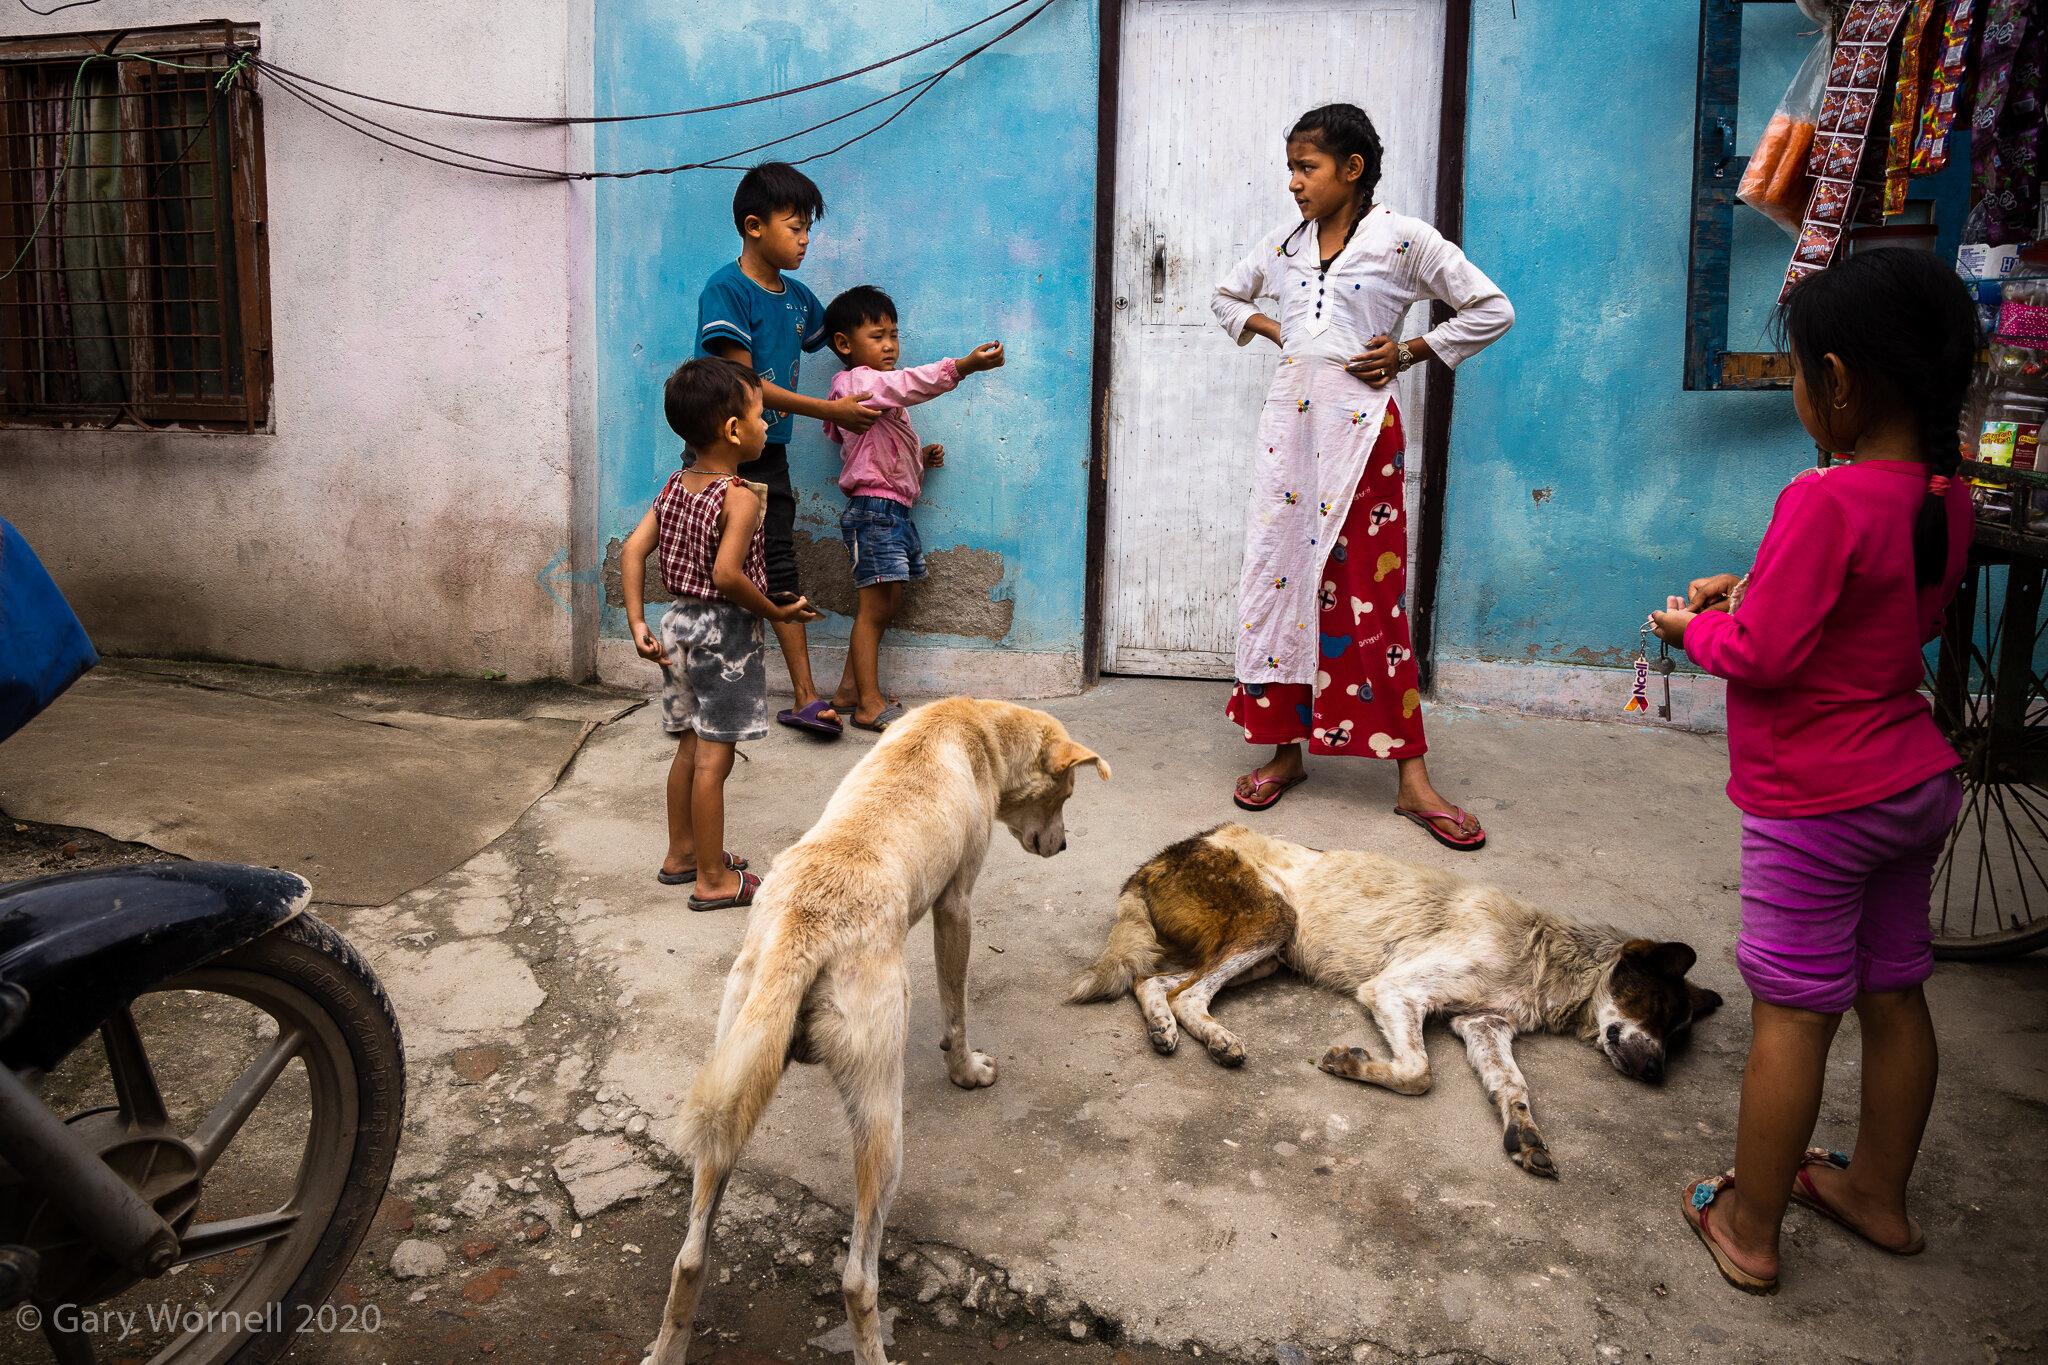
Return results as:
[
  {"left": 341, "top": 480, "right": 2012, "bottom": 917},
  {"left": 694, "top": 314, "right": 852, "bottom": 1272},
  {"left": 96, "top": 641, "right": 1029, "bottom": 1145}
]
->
[{"left": 1212, "top": 206, "right": 1513, "bottom": 684}]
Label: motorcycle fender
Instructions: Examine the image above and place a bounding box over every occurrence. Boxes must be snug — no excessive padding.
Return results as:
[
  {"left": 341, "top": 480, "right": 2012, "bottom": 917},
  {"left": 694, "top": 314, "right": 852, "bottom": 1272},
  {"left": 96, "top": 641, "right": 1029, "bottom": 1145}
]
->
[{"left": 0, "top": 863, "right": 311, "bottom": 1072}]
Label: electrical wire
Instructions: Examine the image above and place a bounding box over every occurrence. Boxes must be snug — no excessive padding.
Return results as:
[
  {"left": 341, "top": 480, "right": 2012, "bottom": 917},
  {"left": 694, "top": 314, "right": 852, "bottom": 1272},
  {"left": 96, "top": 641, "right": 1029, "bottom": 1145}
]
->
[
  {"left": 251, "top": 0, "right": 1056, "bottom": 181},
  {"left": 14, "top": 0, "right": 104, "bottom": 15},
  {"left": 0, "top": 53, "right": 103, "bottom": 284},
  {"left": 244, "top": 0, "right": 1041, "bottom": 126}
]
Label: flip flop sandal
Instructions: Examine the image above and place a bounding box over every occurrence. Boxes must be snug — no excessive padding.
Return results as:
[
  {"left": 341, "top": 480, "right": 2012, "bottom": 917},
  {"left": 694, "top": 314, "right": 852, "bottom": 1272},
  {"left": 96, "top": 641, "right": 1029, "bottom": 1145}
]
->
[
  {"left": 777, "top": 698, "right": 844, "bottom": 736},
  {"left": 1233, "top": 771, "right": 1307, "bottom": 811},
  {"left": 656, "top": 851, "right": 749, "bottom": 886},
  {"left": 1683, "top": 1174, "right": 1779, "bottom": 1296},
  {"left": 1789, "top": 1148, "right": 1926, "bottom": 1256},
  {"left": 688, "top": 868, "right": 761, "bottom": 912},
  {"left": 1393, "top": 805, "right": 1487, "bottom": 852},
  {"left": 849, "top": 701, "right": 904, "bottom": 733}
]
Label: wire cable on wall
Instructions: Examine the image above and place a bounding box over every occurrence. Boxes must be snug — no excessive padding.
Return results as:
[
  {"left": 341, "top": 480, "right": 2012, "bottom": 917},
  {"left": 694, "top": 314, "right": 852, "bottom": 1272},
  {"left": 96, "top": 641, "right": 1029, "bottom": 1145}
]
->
[
  {"left": 250, "top": 0, "right": 1045, "bottom": 126},
  {"left": 248, "top": 0, "right": 1055, "bottom": 182}
]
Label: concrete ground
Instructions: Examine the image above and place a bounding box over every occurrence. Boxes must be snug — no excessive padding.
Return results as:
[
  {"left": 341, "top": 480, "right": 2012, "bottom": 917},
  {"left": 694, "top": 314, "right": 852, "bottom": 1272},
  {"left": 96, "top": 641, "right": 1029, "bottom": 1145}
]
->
[{"left": 5, "top": 674, "right": 2044, "bottom": 1365}]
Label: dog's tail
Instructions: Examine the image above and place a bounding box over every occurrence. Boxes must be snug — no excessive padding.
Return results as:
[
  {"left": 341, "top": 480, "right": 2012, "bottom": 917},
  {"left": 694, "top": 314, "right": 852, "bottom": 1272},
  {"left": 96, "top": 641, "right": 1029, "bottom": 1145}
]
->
[
  {"left": 678, "top": 940, "right": 820, "bottom": 1170},
  {"left": 1068, "top": 884, "right": 1164, "bottom": 1002}
]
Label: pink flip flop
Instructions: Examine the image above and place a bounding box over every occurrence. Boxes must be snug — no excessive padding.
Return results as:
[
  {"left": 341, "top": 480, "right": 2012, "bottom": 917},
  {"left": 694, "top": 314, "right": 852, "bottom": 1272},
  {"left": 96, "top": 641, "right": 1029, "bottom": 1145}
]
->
[
  {"left": 1233, "top": 771, "right": 1306, "bottom": 811},
  {"left": 1393, "top": 805, "right": 1487, "bottom": 851}
]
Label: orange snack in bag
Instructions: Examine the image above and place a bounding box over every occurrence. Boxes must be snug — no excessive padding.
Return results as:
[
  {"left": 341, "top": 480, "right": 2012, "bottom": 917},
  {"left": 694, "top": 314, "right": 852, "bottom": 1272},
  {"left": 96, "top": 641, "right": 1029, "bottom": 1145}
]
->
[{"left": 1740, "top": 112, "right": 1816, "bottom": 234}]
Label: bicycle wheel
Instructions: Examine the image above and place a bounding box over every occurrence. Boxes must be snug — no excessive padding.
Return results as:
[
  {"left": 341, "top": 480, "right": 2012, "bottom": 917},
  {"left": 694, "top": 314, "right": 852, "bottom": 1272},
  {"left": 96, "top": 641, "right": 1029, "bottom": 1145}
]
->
[{"left": 1927, "top": 556, "right": 2048, "bottom": 960}]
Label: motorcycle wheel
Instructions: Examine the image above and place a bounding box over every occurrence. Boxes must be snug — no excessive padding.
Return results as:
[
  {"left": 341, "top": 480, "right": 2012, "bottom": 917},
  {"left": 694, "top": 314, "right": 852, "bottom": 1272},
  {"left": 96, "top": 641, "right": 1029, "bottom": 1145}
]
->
[{"left": 22, "top": 914, "right": 404, "bottom": 1365}]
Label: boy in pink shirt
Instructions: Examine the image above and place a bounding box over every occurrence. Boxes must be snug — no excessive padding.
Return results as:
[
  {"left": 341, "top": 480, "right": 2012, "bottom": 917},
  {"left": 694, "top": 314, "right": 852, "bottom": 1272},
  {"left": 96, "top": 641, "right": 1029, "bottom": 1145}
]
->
[{"left": 819, "top": 286, "right": 1004, "bottom": 730}]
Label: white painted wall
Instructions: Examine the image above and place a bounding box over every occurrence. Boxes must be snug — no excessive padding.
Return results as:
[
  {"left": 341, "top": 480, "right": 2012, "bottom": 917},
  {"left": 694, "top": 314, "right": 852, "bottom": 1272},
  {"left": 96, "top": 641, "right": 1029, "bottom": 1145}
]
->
[{"left": 0, "top": 1, "right": 587, "bottom": 681}]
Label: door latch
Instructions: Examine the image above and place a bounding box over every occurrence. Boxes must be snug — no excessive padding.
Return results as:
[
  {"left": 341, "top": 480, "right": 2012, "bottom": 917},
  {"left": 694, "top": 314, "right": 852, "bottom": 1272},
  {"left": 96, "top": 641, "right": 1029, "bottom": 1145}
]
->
[{"left": 1151, "top": 233, "right": 1166, "bottom": 303}]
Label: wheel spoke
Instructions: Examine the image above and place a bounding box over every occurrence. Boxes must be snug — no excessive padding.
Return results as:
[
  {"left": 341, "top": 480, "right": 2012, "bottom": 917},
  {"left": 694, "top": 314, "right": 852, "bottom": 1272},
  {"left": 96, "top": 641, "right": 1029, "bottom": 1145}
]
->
[
  {"left": 190, "top": 1027, "right": 304, "bottom": 1176},
  {"left": 174, "top": 1210, "right": 300, "bottom": 1263},
  {"left": 1988, "top": 786, "right": 2039, "bottom": 929},
  {"left": 1970, "top": 779, "right": 1996, "bottom": 938},
  {"left": 100, "top": 1007, "right": 167, "bottom": 1130}
]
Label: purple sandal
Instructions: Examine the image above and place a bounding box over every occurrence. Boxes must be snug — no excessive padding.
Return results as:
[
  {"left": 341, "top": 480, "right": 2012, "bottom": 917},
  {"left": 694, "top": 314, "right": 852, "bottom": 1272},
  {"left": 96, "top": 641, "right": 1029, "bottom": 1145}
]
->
[{"left": 777, "top": 699, "right": 843, "bottom": 736}]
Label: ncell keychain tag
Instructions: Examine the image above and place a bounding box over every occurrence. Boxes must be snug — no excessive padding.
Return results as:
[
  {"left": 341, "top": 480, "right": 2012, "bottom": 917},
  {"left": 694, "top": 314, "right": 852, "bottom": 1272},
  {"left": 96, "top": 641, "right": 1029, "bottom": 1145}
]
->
[
  {"left": 1625, "top": 623, "right": 1675, "bottom": 720},
  {"left": 1625, "top": 635, "right": 1651, "bottom": 715}
]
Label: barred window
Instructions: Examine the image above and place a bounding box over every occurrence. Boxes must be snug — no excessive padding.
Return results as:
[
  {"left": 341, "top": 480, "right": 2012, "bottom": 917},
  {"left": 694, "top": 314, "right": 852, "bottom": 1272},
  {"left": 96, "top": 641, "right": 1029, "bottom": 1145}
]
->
[{"left": 0, "top": 23, "right": 270, "bottom": 431}]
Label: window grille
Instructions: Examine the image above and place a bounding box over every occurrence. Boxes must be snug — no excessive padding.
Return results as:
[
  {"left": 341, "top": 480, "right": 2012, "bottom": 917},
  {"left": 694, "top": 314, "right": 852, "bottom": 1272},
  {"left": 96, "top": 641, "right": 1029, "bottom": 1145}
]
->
[{"left": 0, "top": 23, "right": 269, "bottom": 431}]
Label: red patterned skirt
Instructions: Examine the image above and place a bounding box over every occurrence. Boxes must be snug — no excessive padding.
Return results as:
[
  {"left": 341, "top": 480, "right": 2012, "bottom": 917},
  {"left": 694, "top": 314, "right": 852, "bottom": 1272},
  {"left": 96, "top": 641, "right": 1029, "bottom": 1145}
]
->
[{"left": 1225, "top": 403, "right": 1427, "bottom": 760}]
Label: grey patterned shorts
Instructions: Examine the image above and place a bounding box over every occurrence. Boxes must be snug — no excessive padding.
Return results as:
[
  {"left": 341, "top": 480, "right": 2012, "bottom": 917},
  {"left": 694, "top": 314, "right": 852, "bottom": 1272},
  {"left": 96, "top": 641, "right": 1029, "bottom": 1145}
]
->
[{"left": 658, "top": 597, "right": 768, "bottom": 743}]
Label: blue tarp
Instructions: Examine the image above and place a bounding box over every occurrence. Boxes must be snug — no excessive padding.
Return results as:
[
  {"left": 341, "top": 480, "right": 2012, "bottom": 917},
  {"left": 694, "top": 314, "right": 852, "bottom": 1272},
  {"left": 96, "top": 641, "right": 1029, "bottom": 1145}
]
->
[{"left": 0, "top": 518, "right": 97, "bottom": 744}]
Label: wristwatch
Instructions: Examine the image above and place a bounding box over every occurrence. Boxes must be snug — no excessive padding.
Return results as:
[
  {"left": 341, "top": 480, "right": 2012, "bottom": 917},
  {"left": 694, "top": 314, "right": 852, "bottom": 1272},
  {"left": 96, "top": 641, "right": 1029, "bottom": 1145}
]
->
[{"left": 1395, "top": 340, "right": 1416, "bottom": 373}]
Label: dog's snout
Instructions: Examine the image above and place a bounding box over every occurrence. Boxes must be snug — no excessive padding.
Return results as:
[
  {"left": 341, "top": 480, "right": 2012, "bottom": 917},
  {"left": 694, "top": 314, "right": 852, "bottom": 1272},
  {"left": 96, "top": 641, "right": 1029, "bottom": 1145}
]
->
[
  {"left": 1641, "top": 1057, "right": 1664, "bottom": 1083},
  {"left": 1058, "top": 837, "right": 1068, "bottom": 853}
]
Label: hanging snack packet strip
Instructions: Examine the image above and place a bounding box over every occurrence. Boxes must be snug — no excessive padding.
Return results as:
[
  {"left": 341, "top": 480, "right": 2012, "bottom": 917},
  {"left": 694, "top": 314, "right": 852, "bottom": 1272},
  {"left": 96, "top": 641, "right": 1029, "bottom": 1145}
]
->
[
  {"left": 1910, "top": 0, "right": 1977, "bottom": 173},
  {"left": 1783, "top": 0, "right": 1916, "bottom": 302},
  {"left": 1883, "top": 0, "right": 1939, "bottom": 216}
]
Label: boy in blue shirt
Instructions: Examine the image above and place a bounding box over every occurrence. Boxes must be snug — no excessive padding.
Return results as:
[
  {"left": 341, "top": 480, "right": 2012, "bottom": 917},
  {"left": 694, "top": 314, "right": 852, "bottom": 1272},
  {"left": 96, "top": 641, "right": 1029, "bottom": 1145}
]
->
[{"left": 697, "top": 162, "right": 879, "bottom": 737}]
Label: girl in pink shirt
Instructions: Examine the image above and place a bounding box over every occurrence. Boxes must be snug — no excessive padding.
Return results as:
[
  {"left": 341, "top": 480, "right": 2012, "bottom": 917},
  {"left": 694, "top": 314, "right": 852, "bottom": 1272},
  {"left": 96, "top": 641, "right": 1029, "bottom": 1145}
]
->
[
  {"left": 1651, "top": 249, "right": 1977, "bottom": 1296},
  {"left": 819, "top": 286, "right": 1004, "bottom": 730}
]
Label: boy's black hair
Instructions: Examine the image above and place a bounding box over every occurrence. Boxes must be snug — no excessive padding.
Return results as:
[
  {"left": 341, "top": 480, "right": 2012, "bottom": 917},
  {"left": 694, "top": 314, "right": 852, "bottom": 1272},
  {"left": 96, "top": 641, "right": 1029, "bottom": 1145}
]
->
[
  {"left": 1280, "top": 103, "right": 1384, "bottom": 260},
  {"left": 663, "top": 356, "right": 761, "bottom": 448},
  {"left": 822, "top": 286, "right": 898, "bottom": 360},
  {"left": 733, "top": 161, "right": 826, "bottom": 235},
  {"left": 1778, "top": 248, "right": 1980, "bottom": 588}
]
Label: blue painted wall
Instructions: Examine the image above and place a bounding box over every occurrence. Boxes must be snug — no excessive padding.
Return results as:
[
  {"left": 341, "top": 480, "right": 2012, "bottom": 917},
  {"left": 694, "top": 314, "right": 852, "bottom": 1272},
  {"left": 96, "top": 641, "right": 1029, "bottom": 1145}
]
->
[
  {"left": 1437, "top": 1, "right": 1822, "bottom": 670},
  {"left": 594, "top": 0, "right": 1100, "bottom": 659}
]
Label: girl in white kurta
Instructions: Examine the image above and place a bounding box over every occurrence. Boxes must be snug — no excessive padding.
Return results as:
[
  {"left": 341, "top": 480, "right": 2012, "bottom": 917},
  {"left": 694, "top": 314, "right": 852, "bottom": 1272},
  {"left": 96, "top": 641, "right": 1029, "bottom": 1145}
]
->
[{"left": 1212, "top": 103, "right": 1512, "bottom": 849}]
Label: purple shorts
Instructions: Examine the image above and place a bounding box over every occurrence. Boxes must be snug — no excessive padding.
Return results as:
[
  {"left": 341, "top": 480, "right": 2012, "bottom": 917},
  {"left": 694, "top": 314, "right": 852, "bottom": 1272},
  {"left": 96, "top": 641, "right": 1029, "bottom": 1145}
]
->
[{"left": 1736, "top": 772, "right": 1963, "bottom": 1012}]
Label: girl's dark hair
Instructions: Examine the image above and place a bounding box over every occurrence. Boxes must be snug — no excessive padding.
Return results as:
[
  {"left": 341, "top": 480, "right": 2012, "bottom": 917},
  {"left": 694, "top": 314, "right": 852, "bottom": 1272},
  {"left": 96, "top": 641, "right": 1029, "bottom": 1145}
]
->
[
  {"left": 664, "top": 356, "right": 761, "bottom": 447},
  {"left": 823, "top": 285, "right": 897, "bottom": 361},
  {"left": 1280, "top": 103, "right": 1384, "bottom": 259},
  {"left": 732, "top": 161, "right": 826, "bottom": 234},
  {"left": 1779, "top": 248, "right": 1981, "bottom": 587}
]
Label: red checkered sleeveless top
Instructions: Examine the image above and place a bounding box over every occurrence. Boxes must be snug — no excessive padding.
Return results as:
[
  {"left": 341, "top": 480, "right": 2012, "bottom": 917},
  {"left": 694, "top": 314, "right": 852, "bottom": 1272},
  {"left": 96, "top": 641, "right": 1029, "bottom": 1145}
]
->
[{"left": 652, "top": 471, "right": 768, "bottom": 601}]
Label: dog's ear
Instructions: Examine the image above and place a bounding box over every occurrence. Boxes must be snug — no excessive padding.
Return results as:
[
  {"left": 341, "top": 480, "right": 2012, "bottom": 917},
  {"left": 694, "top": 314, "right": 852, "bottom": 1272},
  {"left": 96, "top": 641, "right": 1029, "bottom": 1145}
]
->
[
  {"left": 1048, "top": 739, "right": 1111, "bottom": 781},
  {"left": 1621, "top": 938, "right": 1697, "bottom": 978},
  {"left": 1688, "top": 982, "right": 1724, "bottom": 1019}
]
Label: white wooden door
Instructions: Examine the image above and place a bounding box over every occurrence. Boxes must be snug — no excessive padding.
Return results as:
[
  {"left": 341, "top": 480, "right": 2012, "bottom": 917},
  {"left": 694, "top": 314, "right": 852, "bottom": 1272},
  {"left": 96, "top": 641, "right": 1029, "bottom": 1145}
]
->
[{"left": 1102, "top": 0, "right": 1447, "bottom": 678}]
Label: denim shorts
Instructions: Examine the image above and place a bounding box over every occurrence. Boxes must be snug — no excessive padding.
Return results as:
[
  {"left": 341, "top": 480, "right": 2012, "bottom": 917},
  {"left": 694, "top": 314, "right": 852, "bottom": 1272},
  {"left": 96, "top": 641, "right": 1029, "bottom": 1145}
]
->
[{"left": 840, "top": 495, "right": 926, "bottom": 589}]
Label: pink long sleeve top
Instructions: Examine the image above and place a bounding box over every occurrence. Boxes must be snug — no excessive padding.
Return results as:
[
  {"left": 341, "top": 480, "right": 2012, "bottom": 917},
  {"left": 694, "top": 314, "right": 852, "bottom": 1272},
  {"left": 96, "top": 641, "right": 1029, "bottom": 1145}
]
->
[
  {"left": 823, "top": 358, "right": 961, "bottom": 505},
  {"left": 1684, "top": 461, "right": 1972, "bottom": 819}
]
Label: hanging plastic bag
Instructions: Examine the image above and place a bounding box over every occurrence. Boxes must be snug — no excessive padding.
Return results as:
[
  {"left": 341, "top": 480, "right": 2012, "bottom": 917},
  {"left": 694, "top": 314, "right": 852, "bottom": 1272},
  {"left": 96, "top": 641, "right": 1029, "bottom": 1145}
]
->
[{"left": 1739, "top": 36, "right": 1830, "bottom": 236}]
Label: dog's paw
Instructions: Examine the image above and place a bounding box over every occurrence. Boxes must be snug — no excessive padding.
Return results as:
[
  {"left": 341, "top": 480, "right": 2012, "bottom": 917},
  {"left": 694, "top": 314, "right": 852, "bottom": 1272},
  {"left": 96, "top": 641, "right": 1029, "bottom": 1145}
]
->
[
  {"left": 1206, "top": 1032, "right": 1247, "bottom": 1067},
  {"left": 947, "top": 1049, "right": 998, "bottom": 1089},
  {"left": 1147, "top": 1021, "right": 1178, "bottom": 1055},
  {"left": 1504, "top": 1119, "right": 1558, "bottom": 1178},
  {"left": 1317, "top": 1044, "right": 1372, "bottom": 1080}
]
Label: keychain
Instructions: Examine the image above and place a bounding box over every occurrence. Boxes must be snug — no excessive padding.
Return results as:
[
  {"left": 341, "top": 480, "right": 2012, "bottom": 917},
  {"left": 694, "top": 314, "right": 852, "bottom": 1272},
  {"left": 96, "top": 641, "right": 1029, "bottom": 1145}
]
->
[{"left": 1625, "top": 623, "right": 1677, "bottom": 720}]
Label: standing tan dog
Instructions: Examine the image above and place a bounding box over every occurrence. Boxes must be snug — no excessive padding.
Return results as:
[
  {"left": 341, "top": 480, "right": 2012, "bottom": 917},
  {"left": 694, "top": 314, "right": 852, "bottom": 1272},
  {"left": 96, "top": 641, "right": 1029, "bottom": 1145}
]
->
[
  {"left": 647, "top": 699, "right": 1109, "bottom": 1365},
  {"left": 1070, "top": 824, "right": 1720, "bottom": 1177}
]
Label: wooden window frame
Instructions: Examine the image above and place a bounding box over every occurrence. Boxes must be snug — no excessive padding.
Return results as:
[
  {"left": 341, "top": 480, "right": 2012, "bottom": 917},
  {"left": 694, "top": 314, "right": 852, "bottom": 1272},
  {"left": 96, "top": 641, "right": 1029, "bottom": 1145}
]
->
[
  {"left": 1686, "top": 0, "right": 1799, "bottom": 392},
  {"left": 0, "top": 21, "right": 271, "bottom": 432}
]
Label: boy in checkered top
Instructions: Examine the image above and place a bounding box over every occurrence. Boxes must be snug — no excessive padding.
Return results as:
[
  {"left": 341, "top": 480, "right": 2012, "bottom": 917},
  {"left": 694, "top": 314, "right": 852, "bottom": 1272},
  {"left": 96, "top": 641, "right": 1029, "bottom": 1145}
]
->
[{"left": 621, "top": 356, "right": 821, "bottom": 910}]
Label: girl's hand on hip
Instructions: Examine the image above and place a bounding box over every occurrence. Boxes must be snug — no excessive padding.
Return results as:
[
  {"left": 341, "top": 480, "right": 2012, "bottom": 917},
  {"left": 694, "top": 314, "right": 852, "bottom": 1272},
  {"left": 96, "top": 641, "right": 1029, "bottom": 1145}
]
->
[
  {"left": 1649, "top": 598, "right": 1695, "bottom": 646},
  {"left": 1347, "top": 335, "right": 1399, "bottom": 387}
]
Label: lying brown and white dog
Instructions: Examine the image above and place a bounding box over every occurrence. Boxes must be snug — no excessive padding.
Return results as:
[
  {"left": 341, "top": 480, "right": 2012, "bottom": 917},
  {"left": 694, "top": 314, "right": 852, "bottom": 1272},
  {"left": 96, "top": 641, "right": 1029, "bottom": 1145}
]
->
[
  {"left": 1069, "top": 823, "right": 1721, "bottom": 1177},
  {"left": 648, "top": 699, "right": 1109, "bottom": 1365}
]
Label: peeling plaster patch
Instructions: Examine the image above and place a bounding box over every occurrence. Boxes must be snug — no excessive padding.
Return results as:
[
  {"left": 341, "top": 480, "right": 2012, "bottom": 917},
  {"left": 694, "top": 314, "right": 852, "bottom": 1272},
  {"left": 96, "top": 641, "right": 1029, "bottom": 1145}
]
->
[
  {"left": 602, "top": 537, "right": 670, "bottom": 610},
  {"left": 1531, "top": 487, "right": 1553, "bottom": 504},
  {"left": 792, "top": 529, "right": 1015, "bottom": 642}
]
